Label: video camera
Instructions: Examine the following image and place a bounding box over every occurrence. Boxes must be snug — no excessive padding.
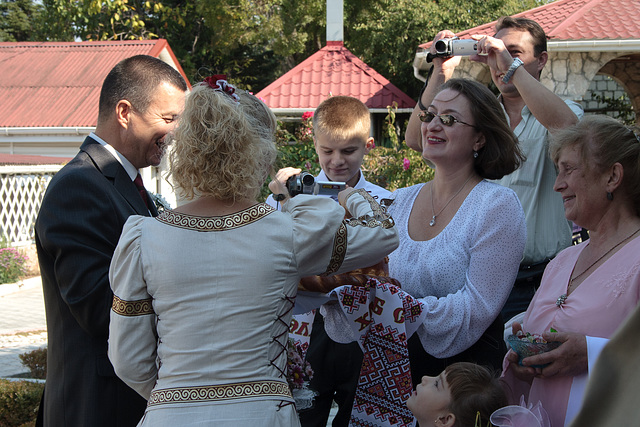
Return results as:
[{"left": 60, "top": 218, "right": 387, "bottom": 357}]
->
[
  {"left": 286, "top": 172, "right": 346, "bottom": 198},
  {"left": 426, "top": 38, "right": 478, "bottom": 63}
]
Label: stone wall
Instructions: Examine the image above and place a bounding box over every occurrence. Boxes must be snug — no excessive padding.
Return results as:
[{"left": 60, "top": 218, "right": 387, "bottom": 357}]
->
[
  {"left": 452, "top": 50, "right": 637, "bottom": 122},
  {"left": 583, "top": 75, "right": 632, "bottom": 114}
]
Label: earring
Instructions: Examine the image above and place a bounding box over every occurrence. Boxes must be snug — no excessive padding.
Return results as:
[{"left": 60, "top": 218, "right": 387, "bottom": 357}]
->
[
  {"left": 607, "top": 192, "right": 614, "bottom": 201},
  {"left": 473, "top": 151, "right": 478, "bottom": 159}
]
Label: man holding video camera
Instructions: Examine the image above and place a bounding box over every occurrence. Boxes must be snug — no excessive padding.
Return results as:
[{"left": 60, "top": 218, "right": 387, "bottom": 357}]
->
[{"left": 405, "top": 17, "right": 583, "bottom": 321}]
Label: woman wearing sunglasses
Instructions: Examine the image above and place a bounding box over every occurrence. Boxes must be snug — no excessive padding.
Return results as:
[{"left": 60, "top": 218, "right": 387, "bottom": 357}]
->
[{"left": 386, "top": 78, "right": 526, "bottom": 386}]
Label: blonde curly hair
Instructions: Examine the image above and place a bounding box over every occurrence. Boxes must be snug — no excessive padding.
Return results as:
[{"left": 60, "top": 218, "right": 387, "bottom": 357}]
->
[{"left": 168, "top": 83, "right": 277, "bottom": 201}]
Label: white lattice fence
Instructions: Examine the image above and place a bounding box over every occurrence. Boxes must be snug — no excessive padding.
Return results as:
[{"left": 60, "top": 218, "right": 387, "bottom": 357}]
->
[{"left": 1, "top": 165, "right": 62, "bottom": 245}]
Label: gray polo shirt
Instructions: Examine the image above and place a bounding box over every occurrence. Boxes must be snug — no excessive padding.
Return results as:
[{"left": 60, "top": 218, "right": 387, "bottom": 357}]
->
[{"left": 494, "top": 99, "right": 584, "bottom": 265}]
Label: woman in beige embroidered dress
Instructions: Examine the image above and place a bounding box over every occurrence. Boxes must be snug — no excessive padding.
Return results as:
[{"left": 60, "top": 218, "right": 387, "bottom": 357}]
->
[{"left": 107, "top": 77, "right": 399, "bottom": 427}]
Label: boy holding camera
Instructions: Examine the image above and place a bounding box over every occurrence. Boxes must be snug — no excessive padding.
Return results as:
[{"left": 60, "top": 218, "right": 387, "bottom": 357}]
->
[{"left": 267, "top": 95, "right": 392, "bottom": 427}]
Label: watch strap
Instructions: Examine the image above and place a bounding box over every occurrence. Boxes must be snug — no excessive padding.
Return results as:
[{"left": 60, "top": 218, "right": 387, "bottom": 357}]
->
[{"left": 502, "top": 58, "right": 524, "bottom": 84}]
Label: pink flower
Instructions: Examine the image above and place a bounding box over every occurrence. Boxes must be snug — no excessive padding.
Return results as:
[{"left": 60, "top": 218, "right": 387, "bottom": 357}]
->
[
  {"left": 286, "top": 338, "right": 314, "bottom": 390},
  {"left": 301, "top": 111, "right": 314, "bottom": 121},
  {"left": 403, "top": 158, "right": 410, "bottom": 171}
]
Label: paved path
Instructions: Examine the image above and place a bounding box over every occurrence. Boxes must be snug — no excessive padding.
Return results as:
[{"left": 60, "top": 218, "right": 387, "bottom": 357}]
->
[{"left": 0, "top": 277, "right": 47, "bottom": 378}]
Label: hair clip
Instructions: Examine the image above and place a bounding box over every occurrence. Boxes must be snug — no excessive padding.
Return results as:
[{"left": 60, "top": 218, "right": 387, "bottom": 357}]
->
[{"left": 203, "top": 74, "right": 239, "bottom": 102}]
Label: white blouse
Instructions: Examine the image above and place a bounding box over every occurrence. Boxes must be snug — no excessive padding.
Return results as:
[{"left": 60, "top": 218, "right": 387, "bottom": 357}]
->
[{"left": 388, "top": 180, "right": 526, "bottom": 357}]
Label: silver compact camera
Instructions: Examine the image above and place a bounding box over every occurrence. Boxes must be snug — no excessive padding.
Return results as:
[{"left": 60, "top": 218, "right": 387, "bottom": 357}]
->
[
  {"left": 427, "top": 38, "right": 478, "bottom": 62},
  {"left": 286, "top": 172, "right": 346, "bottom": 197}
]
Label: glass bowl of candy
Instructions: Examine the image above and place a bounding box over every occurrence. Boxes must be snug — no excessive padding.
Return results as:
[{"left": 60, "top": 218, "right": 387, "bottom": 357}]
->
[{"left": 507, "top": 331, "right": 561, "bottom": 368}]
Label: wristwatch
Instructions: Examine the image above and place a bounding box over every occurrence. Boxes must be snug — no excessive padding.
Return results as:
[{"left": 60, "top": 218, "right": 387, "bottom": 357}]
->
[{"left": 502, "top": 58, "right": 524, "bottom": 84}]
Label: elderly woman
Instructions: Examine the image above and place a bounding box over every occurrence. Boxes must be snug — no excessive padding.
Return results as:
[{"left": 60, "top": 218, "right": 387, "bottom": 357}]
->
[
  {"left": 502, "top": 115, "right": 640, "bottom": 427},
  {"left": 387, "top": 78, "right": 527, "bottom": 385},
  {"left": 106, "top": 78, "right": 398, "bottom": 426}
]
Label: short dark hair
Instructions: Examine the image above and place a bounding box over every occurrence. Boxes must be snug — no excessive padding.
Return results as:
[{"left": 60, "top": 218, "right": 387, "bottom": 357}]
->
[
  {"left": 440, "top": 78, "right": 525, "bottom": 179},
  {"left": 98, "top": 55, "right": 187, "bottom": 122},
  {"left": 446, "top": 362, "right": 508, "bottom": 427},
  {"left": 495, "top": 16, "right": 547, "bottom": 58}
]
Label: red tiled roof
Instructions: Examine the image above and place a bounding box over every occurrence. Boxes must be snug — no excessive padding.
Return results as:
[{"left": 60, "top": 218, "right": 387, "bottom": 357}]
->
[
  {"left": 257, "top": 41, "right": 415, "bottom": 110},
  {"left": 0, "top": 40, "right": 189, "bottom": 128},
  {"left": 0, "top": 153, "right": 72, "bottom": 166},
  {"left": 419, "top": 0, "right": 640, "bottom": 48}
]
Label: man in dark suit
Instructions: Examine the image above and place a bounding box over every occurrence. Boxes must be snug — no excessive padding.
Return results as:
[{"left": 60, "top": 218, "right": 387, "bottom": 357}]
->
[{"left": 35, "top": 55, "right": 187, "bottom": 426}]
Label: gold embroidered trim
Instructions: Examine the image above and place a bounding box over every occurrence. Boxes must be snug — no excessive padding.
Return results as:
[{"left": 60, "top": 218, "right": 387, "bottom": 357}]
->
[
  {"left": 321, "top": 222, "right": 348, "bottom": 276},
  {"left": 156, "top": 203, "right": 275, "bottom": 231},
  {"left": 346, "top": 189, "right": 395, "bottom": 229},
  {"left": 147, "top": 380, "right": 292, "bottom": 406},
  {"left": 319, "top": 189, "right": 396, "bottom": 276},
  {"left": 112, "top": 295, "right": 154, "bottom": 316}
]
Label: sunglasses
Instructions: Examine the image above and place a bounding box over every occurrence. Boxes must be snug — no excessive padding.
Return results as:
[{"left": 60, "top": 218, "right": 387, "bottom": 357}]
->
[{"left": 418, "top": 111, "right": 477, "bottom": 129}]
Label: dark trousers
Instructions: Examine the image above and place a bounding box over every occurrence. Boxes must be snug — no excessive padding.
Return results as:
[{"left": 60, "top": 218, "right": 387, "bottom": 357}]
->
[
  {"left": 500, "top": 261, "right": 549, "bottom": 322},
  {"left": 299, "top": 312, "right": 363, "bottom": 427},
  {"left": 408, "top": 314, "right": 506, "bottom": 387}
]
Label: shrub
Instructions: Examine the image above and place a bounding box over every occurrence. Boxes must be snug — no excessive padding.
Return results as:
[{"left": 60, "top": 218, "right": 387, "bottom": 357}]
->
[
  {"left": 19, "top": 348, "right": 47, "bottom": 380},
  {"left": 0, "top": 236, "right": 29, "bottom": 284},
  {"left": 0, "top": 379, "right": 44, "bottom": 427},
  {"left": 362, "top": 103, "right": 434, "bottom": 191},
  {"left": 275, "top": 112, "right": 320, "bottom": 174},
  {"left": 259, "top": 113, "right": 319, "bottom": 201},
  {"left": 362, "top": 145, "right": 433, "bottom": 192}
]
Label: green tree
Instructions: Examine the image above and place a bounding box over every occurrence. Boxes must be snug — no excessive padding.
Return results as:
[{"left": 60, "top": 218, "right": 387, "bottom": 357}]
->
[
  {"left": 346, "top": 0, "right": 547, "bottom": 98},
  {"left": 39, "top": 0, "right": 166, "bottom": 41},
  {"left": 36, "top": 0, "right": 286, "bottom": 90},
  {"left": 0, "top": 0, "right": 43, "bottom": 41},
  {"left": 34, "top": 0, "right": 546, "bottom": 94}
]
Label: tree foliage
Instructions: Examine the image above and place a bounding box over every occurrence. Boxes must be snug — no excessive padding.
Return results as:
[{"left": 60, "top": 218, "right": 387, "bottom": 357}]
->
[
  {"left": 19, "top": 0, "right": 546, "bottom": 94},
  {"left": 0, "top": 0, "right": 43, "bottom": 41},
  {"left": 5, "top": 0, "right": 550, "bottom": 194},
  {"left": 346, "top": 0, "right": 547, "bottom": 98}
]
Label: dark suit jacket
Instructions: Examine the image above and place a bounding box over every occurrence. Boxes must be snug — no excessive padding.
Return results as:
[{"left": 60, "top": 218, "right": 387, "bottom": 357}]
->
[{"left": 35, "top": 137, "right": 157, "bottom": 426}]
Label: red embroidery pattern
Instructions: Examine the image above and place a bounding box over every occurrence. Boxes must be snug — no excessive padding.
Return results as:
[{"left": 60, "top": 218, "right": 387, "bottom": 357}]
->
[
  {"left": 338, "top": 284, "right": 371, "bottom": 315},
  {"left": 353, "top": 325, "right": 414, "bottom": 426},
  {"left": 327, "top": 278, "right": 428, "bottom": 427}
]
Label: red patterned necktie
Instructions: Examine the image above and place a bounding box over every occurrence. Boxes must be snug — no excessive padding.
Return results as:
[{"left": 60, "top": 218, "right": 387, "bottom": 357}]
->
[{"left": 133, "top": 174, "right": 150, "bottom": 209}]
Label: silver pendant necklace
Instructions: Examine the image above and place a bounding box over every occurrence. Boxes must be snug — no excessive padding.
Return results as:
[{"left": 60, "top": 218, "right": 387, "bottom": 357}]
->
[
  {"left": 429, "top": 175, "right": 473, "bottom": 227},
  {"left": 556, "top": 227, "right": 640, "bottom": 307}
]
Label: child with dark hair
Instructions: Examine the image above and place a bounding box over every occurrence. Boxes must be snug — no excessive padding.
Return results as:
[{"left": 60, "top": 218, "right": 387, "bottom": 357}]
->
[{"left": 406, "top": 362, "right": 507, "bottom": 427}]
